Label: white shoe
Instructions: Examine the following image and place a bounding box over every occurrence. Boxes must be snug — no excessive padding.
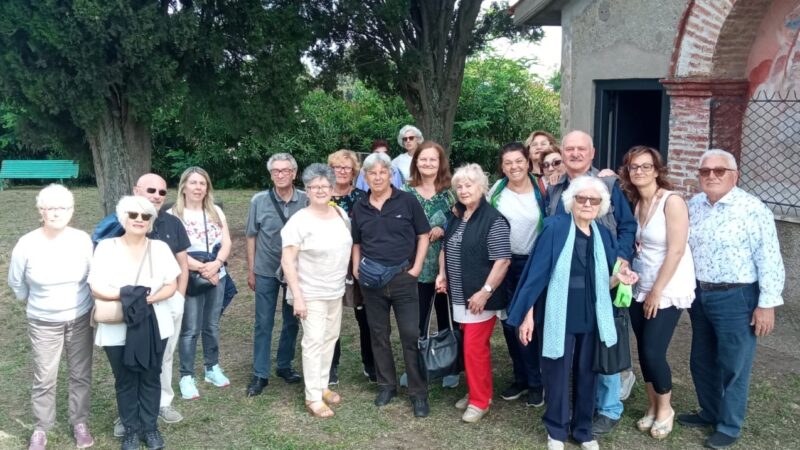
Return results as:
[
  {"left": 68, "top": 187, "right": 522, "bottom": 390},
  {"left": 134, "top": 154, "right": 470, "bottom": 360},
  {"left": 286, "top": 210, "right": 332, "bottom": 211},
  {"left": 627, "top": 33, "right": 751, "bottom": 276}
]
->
[
  {"left": 620, "top": 370, "right": 636, "bottom": 401},
  {"left": 455, "top": 394, "right": 469, "bottom": 410},
  {"left": 581, "top": 440, "right": 600, "bottom": 450},
  {"left": 547, "top": 435, "right": 565, "bottom": 450},
  {"left": 461, "top": 404, "right": 489, "bottom": 423},
  {"left": 179, "top": 375, "right": 200, "bottom": 399}
]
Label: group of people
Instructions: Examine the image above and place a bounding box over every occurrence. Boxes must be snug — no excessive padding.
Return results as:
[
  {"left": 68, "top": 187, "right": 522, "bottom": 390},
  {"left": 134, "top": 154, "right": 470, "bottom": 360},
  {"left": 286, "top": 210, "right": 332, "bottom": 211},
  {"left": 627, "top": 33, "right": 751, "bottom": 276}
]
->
[{"left": 7, "top": 124, "right": 785, "bottom": 450}]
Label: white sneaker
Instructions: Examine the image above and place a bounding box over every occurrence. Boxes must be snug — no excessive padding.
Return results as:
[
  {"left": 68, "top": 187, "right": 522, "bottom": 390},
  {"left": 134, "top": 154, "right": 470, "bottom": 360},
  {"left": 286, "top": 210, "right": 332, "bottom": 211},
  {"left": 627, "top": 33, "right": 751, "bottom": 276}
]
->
[
  {"left": 620, "top": 370, "right": 636, "bottom": 401},
  {"left": 581, "top": 440, "right": 600, "bottom": 450},
  {"left": 179, "top": 375, "right": 200, "bottom": 399},
  {"left": 546, "top": 435, "right": 564, "bottom": 450},
  {"left": 204, "top": 364, "right": 231, "bottom": 387},
  {"left": 455, "top": 394, "right": 469, "bottom": 410}
]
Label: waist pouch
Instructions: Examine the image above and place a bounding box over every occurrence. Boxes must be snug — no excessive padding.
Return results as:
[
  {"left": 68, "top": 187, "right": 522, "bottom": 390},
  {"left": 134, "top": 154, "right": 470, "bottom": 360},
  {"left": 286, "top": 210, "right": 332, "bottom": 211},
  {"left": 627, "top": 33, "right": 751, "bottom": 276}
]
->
[{"left": 358, "top": 257, "right": 408, "bottom": 289}]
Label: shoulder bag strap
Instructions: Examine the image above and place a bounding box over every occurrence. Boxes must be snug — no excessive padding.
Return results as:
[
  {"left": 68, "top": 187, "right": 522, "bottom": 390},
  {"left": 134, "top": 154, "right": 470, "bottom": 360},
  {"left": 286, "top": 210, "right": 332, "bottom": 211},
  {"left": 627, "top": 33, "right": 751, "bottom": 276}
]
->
[
  {"left": 269, "top": 189, "right": 289, "bottom": 225},
  {"left": 134, "top": 239, "right": 151, "bottom": 285},
  {"left": 202, "top": 209, "right": 210, "bottom": 253}
]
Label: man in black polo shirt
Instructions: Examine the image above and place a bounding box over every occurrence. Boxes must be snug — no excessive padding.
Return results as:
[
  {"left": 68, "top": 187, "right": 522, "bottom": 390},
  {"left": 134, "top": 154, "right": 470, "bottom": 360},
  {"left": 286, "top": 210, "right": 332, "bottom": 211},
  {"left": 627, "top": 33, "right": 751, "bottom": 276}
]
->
[{"left": 351, "top": 152, "right": 431, "bottom": 418}]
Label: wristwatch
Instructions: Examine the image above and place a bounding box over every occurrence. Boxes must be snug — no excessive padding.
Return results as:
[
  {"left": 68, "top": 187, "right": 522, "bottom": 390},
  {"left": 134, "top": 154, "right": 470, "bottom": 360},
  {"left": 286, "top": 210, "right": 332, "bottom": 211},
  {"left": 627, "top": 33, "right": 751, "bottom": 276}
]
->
[{"left": 482, "top": 284, "right": 493, "bottom": 293}]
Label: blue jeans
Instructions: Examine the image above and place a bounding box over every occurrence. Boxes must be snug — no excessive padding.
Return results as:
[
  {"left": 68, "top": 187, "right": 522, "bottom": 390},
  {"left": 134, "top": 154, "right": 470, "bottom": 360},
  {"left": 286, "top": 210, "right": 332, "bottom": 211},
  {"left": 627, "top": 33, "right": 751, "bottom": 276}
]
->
[
  {"left": 179, "top": 279, "right": 225, "bottom": 377},
  {"left": 689, "top": 283, "right": 758, "bottom": 437},
  {"left": 595, "top": 373, "right": 623, "bottom": 420},
  {"left": 253, "top": 275, "right": 299, "bottom": 379}
]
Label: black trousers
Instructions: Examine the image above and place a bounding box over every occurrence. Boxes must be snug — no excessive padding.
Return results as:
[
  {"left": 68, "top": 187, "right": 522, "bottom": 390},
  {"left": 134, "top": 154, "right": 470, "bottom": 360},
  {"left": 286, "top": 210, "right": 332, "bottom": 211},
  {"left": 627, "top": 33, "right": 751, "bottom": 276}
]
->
[
  {"left": 540, "top": 331, "right": 596, "bottom": 444},
  {"left": 105, "top": 341, "right": 165, "bottom": 433},
  {"left": 502, "top": 255, "right": 543, "bottom": 389},
  {"left": 417, "top": 282, "right": 451, "bottom": 334},
  {"left": 362, "top": 271, "right": 427, "bottom": 398},
  {"left": 330, "top": 306, "right": 374, "bottom": 370},
  {"left": 629, "top": 301, "right": 682, "bottom": 394}
]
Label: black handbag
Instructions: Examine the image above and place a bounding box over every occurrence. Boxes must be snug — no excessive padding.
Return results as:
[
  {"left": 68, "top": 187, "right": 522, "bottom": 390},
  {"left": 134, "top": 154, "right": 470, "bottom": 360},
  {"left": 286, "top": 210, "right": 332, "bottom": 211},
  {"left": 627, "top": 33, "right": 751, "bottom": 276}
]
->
[
  {"left": 417, "top": 295, "right": 461, "bottom": 382},
  {"left": 186, "top": 210, "right": 217, "bottom": 297},
  {"left": 593, "top": 308, "right": 632, "bottom": 375}
]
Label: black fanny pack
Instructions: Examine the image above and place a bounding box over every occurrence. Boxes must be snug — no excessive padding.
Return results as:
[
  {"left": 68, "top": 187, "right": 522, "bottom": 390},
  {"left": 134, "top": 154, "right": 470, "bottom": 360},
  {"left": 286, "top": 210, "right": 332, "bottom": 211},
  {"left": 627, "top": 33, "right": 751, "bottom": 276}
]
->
[{"left": 358, "top": 257, "right": 408, "bottom": 289}]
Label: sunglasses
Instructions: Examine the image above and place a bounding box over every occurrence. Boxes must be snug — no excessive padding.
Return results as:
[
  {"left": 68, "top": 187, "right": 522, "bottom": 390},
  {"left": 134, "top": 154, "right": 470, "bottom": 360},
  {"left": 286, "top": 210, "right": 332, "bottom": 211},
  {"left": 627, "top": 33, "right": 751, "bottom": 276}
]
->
[
  {"left": 574, "top": 195, "right": 602, "bottom": 206},
  {"left": 698, "top": 167, "right": 736, "bottom": 178},
  {"left": 144, "top": 187, "right": 167, "bottom": 196},
  {"left": 541, "top": 160, "right": 562, "bottom": 170},
  {"left": 127, "top": 212, "right": 153, "bottom": 221},
  {"left": 402, "top": 136, "right": 417, "bottom": 142}
]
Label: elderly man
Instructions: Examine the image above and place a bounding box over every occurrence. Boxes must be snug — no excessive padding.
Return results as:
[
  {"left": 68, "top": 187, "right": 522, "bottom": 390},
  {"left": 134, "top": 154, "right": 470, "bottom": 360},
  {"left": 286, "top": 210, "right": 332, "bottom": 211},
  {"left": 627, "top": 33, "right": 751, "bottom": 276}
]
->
[
  {"left": 544, "top": 130, "right": 637, "bottom": 437},
  {"left": 678, "top": 149, "right": 785, "bottom": 449},
  {"left": 392, "top": 125, "right": 424, "bottom": 182},
  {"left": 351, "top": 152, "right": 431, "bottom": 417},
  {"left": 245, "top": 153, "right": 306, "bottom": 396},
  {"left": 355, "top": 139, "right": 405, "bottom": 191}
]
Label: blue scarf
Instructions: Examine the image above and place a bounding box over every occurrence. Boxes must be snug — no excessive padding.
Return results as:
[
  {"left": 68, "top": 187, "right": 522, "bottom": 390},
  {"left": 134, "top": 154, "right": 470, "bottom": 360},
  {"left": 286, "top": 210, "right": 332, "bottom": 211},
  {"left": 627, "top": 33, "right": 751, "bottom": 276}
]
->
[{"left": 541, "top": 220, "right": 617, "bottom": 359}]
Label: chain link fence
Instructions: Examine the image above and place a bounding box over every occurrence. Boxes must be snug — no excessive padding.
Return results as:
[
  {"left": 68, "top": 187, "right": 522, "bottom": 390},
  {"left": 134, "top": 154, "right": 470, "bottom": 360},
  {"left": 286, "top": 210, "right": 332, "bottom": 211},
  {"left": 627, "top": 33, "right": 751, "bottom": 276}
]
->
[{"left": 710, "top": 91, "right": 800, "bottom": 220}]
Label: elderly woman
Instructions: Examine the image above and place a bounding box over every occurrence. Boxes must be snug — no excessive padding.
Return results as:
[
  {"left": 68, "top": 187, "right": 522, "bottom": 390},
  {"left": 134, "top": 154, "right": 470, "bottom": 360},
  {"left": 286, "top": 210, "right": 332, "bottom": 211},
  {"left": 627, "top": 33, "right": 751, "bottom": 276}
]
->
[
  {"left": 618, "top": 146, "right": 695, "bottom": 439},
  {"left": 539, "top": 146, "right": 565, "bottom": 187},
  {"left": 8, "top": 185, "right": 95, "bottom": 450},
  {"left": 90, "top": 196, "right": 180, "bottom": 450},
  {"left": 435, "top": 163, "right": 511, "bottom": 423},
  {"left": 507, "top": 176, "right": 638, "bottom": 450},
  {"left": 393, "top": 125, "right": 424, "bottom": 181},
  {"left": 487, "top": 142, "right": 546, "bottom": 407},
  {"left": 281, "top": 163, "right": 353, "bottom": 418},
  {"left": 355, "top": 140, "right": 405, "bottom": 191},
  {"left": 168, "top": 167, "right": 232, "bottom": 399},
  {"left": 327, "top": 149, "right": 372, "bottom": 384}
]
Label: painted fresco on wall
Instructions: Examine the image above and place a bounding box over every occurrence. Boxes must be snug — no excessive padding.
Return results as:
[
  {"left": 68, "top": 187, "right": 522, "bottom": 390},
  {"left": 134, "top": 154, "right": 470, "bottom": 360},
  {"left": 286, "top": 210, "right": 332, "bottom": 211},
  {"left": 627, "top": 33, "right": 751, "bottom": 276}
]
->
[{"left": 747, "top": 0, "right": 800, "bottom": 97}]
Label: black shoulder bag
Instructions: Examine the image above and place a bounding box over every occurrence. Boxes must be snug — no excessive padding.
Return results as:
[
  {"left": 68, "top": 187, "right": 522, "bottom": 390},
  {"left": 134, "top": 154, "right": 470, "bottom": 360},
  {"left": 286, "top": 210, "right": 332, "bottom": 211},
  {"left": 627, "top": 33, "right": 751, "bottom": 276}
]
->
[
  {"left": 186, "top": 209, "right": 217, "bottom": 297},
  {"left": 417, "top": 295, "right": 462, "bottom": 382}
]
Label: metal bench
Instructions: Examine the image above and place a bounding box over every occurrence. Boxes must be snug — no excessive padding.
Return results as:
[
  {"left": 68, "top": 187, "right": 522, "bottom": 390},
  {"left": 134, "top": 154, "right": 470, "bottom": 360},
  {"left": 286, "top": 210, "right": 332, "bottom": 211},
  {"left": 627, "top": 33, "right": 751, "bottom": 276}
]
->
[{"left": 0, "top": 160, "right": 80, "bottom": 190}]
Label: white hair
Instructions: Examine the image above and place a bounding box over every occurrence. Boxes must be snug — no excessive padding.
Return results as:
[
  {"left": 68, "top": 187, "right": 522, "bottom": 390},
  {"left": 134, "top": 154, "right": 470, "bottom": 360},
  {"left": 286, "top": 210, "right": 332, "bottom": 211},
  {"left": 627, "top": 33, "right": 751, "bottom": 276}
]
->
[
  {"left": 362, "top": 152, "right": 392, "bottom": 173},
  {"left": 562, "top": 176, "right": 611, "bottom": 217},
  {"left": 36, "top": 184, "right": 74, "bottom": 209},
  {"left": 116, "top": 195, "right": 158, "bottom": 233},
  {"left": 266, "top": 153, "right": 298, "bottom": 171},
  {"left": 699, "top": 149, "right": 738, "bottom": 170},
  {"left": 451, "top": 163, "right": 490, "bottom": 195},
  {"left": 397, "top": 125, "right": 424, "bottom": 147}
]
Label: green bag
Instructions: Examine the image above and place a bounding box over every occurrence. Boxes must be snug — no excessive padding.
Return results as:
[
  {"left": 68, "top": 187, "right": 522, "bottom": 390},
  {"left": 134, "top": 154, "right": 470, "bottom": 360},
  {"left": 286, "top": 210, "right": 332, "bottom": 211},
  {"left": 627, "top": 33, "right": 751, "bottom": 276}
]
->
[{"left": 612, "top": 260, "right": 633, "bottom": 308}]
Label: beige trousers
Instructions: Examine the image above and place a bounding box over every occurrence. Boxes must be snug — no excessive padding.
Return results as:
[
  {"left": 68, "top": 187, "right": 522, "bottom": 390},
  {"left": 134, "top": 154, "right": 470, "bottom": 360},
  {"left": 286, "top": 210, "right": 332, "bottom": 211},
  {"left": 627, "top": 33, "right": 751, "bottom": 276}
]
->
[
  {"left": 28, "top": 312, "right": 93, "bottom": 431},
  {"left": 301, "top": 299, "right": 342, "bottom": 402},
  {"left": 160, "top": 293, "right": 185, "bottom": 407}
]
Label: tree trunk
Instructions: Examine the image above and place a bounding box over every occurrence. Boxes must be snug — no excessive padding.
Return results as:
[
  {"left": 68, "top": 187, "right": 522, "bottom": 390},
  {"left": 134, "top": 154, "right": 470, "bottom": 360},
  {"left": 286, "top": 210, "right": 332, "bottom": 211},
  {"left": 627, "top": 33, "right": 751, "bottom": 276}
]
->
[{"left": 85, "top": 98, "right": 152, "bottom": 215}]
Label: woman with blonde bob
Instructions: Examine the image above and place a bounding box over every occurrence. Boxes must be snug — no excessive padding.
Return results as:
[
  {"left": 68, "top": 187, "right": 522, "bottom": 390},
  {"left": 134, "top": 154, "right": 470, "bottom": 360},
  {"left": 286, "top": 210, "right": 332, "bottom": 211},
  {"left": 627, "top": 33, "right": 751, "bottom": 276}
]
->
[
  {"left": 8, "top": 184, "right": 95, "bottom": 450},
  {"left": 168, "top": 167, "right": 233, "bottom": 400},
  {"left": 507, "top": 176, "right": 639, "bottom": 450}
]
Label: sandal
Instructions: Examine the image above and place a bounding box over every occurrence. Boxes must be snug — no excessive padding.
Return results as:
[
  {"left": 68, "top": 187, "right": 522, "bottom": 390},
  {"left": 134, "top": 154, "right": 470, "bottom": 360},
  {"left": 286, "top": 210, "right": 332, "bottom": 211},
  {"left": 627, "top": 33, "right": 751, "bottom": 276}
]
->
[
  {"left": 306, "top": 401, "right": 334, "bottom": 418},
  {"left": 650, "top": 409, "right": 675, "bottom": 440},
  {"left": 322, "top": 389, "right": 341, "bottom": 406},
  {"left": 637, "top": 414, "right": 655, "bottom": 432}
]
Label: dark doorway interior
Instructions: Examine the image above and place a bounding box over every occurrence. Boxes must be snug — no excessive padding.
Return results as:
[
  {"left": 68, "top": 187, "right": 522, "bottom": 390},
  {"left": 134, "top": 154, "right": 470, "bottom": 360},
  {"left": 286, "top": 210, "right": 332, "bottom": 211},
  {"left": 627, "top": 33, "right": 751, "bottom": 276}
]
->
[{"left": 593, "top": 79, "right": 669, "bottom": 171}]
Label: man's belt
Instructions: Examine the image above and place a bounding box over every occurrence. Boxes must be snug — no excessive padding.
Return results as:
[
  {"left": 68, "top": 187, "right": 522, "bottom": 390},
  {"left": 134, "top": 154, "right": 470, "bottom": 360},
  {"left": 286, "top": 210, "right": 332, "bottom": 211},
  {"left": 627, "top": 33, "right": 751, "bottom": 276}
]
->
[{"left": 697, "top": 281, "right": 750, "bottom": 292}]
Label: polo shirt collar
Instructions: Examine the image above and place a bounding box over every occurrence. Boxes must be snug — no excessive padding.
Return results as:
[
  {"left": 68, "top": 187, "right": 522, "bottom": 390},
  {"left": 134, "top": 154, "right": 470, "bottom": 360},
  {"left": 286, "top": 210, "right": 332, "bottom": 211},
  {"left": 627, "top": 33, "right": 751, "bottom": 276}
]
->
[{"left": 272, "top": 186, "right": 301, "bottom": 204}]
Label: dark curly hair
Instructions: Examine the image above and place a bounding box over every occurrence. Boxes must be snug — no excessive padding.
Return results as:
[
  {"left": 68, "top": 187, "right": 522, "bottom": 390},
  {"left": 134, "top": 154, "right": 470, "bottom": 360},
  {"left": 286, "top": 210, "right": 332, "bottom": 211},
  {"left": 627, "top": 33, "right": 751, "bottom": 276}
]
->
[{"left": 618, "top": 146, "right": 673, "bottom": 205}]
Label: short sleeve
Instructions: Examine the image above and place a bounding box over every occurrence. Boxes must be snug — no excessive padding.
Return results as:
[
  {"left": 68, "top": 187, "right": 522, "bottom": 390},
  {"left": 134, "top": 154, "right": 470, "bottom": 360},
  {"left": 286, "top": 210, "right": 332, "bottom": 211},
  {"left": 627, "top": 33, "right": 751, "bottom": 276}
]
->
[
  {"left": 351, "top": 208, "right": 362, "bottom": 244},
  {"left": 410, "top": 196, "right": 432, "bottom": 235},
  {"left": 214, "top": 205, "right": 227, "bottom": 224},
  {"left": 245, "top": 195, "right": 260, "bottom": 237},
  {"left": 487, "top": 217, "right": 511, "bottom": 260},
  {"left": 152, "top": 240, "right": 181, "bottom": 285},
  {"left": 174, "top": 221, "right": 191, "bottom": 253},
  {"left": 87, "top": 239, "right": 115, "bottom": 288},
  {"left": 281, "top": 212, "right": 304, "bottom": 248}
]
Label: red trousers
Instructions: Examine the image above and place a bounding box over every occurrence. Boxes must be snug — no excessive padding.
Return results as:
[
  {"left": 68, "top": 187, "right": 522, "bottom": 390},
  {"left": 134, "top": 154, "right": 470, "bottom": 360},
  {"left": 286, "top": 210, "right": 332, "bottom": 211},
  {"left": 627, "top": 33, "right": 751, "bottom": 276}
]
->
[{"left": 462, "top": 316, "right": 497, "bottom": 409}]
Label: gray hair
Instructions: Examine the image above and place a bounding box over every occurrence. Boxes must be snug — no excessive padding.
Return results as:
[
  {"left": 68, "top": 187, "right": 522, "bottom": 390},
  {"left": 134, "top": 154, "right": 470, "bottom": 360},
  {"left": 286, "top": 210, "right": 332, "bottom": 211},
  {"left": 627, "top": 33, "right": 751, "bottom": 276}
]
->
[
  {"left": 116, "top": 195, "right": 158, "bottom": 233},
  {"left": 562, "top": 176, "right": 611, "bottom": 217},
  {"left": 302, "top": 163, "right": 336, "bottom": 188},
  {"left": 362, "top": 152, "right": 392, "bottom": 174},
  {"left": 451, "top": 163, "right": 490, "bottom": 195},
  {"left": 266, "top": 153, "right": 298, "bottom": 172},
  {"left": 699, "top": 149, "right": 738, "bottom": 170},
  {"left": 397, "top": 125, "right": 424, "bottom": 147},
  {"left": 36, "top": 184, "right": 74, "bottom": 209}
]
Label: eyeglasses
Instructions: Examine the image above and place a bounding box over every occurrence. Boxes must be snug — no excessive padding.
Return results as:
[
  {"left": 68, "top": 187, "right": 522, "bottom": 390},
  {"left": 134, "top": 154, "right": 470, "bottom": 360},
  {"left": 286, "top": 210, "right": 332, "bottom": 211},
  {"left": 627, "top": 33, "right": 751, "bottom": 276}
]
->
[
  {"left": 574, "top": 195, "right": 602, "bottom": 206},
  {"left": 541, "top": 160, "right": 562, "bottom": 170},
  {"left": 40, "top": 206, "right": 73, "bottom": 212},
  {"left": 306, "top": 184, "right": 332, "bottom": 192},
  {"left": 270, "top": 168, "right": 294, "bottom": 177},
  {"left": 126, "top": 211, "right": 153, "bottom": 221},
  {"left": 143, "top": 187, "right": 167, "bottom": 196},
  {"left": 331, "top": 166, "right": 353, "bottom": 173},
  {"left": 627, "top": 163, "right": 654, "bottom": 173},
  {"left": 402, "top": 136, "right": 417, "bottom": 142},
  {"left": 698, "top": 167, "right": 736, "bottom": 178}
]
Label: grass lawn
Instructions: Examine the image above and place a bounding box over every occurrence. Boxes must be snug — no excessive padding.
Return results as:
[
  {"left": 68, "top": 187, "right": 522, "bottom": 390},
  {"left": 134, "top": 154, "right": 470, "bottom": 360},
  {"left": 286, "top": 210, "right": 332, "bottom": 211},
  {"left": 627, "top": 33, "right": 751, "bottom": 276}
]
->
[{"left": 1, "top": 186, "right": 798, "bottom": 449}]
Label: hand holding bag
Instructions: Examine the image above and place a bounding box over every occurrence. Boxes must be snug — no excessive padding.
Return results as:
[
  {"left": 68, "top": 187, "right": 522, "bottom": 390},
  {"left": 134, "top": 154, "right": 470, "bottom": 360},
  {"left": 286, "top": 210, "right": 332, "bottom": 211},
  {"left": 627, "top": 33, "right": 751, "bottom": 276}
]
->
[
  {"left": 94, "top": 239, "right": 151, "bottom": 324},
  {"left": 593, "top": 307, "right": 632, "bottom": 375},
  {"left": 417, "top": 295, "right": 461, "bottom": 382},
  {"left": 186, "top": 209, "right": 217, "bottom": 297}
]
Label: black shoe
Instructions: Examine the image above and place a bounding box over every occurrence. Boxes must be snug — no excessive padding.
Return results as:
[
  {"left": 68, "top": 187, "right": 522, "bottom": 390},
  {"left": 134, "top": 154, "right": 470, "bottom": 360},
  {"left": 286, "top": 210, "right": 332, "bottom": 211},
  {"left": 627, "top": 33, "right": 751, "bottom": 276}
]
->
[
  {"left": 121, "top": 428, "right": 140, "bottom": 450},
  {"left": 705, "top": 431, "right": 738, "bottom": 449},
  {"left": 276, "top": 368, "right": 302, "bottom": 384},
  {"left": 246, "top": 376, "right": 269, "bottom": 397},
  {"left": 142, "top": 430, "right": 164, "bottom": 450},
  {"left": 411, "top": 396, "right": 430, "bottom": 418},
  {"left": 500, "top": 382, "right": 528, "bottom": 401},
  {"left": 328, "top": 365, "right": 339, "bottom": 386},
  {"left": 525, "top": 387, "right": 544, "bottom": 407},
  {"left": 592, "top": 414, "right": 620, "bottom": 436},
  {"left": 363, "top": 365, "right": 377, "bottom": 383},
  {"left": 677, "top": 412, "right": 714, "bottom": 428},
  {"left": 374, "top": 388, "right": 397, "bottom": 406}
]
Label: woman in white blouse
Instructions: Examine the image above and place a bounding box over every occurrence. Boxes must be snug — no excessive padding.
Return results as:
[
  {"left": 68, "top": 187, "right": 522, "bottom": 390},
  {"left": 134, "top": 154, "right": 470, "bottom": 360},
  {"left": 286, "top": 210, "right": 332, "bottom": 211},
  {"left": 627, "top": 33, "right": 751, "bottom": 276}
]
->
[
  {"left": 8, "top": 184, "right": 95, "bottom": 450},
  {"left": 89, "top": 196, "right": 180, "bottom": 450}
]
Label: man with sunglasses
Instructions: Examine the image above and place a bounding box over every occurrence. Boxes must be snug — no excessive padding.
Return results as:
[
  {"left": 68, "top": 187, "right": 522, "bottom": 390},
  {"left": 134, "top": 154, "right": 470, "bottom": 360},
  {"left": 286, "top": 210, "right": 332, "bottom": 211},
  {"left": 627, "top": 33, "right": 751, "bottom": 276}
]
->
[
  {"left": 544, "top": 130, "right": 638, "bottom": 438},
  {"left": 679, "top": 149, "right": 785, "bottom": 449}
]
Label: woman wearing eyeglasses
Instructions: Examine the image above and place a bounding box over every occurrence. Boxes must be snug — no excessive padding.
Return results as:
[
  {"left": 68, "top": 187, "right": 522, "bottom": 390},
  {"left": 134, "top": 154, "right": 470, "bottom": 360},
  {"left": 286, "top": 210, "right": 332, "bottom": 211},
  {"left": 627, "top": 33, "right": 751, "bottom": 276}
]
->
[
  {"left": 8, "top": 185, "right": 95, "bottom": 450},
  {"left": 89, "top": 195, "right": 180, "bottom": 450},
  {"left": 539, "top": 146, "right": 566, "bottom": 187},
  {"left": 618, "top": 146, "right": 695, "bottom": 440},
  {"left": 168, "top": 167, "right": 232, "bottom": 400}
]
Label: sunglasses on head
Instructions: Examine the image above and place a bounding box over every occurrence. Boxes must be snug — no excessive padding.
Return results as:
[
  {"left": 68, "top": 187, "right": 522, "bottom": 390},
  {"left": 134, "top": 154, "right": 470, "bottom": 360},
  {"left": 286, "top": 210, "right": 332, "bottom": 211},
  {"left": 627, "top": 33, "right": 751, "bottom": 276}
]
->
[
  {"left": 145, "top": 187, "right": 167, "bottom": 196},
  {"left": 698, "top": 167, "right": 735, "bottom": 178},
  {"left": 541, "top": 160, "right": 562, "bottom": 170},
  {"left": 127, "top": 212, "right": 153, "bottom": 221}
]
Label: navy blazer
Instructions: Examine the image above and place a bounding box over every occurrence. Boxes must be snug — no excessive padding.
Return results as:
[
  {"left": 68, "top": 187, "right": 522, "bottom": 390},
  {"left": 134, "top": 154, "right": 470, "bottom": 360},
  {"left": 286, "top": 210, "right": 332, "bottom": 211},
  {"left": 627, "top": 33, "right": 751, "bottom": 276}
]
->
[{"left": 506, "top": 214, "right": 617, "bottom": 328}]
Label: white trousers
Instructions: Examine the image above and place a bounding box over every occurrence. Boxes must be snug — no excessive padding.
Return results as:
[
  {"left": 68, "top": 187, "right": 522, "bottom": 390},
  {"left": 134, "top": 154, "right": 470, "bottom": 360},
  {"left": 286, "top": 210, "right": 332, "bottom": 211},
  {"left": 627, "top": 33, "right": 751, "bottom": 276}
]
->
[{"left": 301, "top": 299, "right": 343, "bottom": 402}]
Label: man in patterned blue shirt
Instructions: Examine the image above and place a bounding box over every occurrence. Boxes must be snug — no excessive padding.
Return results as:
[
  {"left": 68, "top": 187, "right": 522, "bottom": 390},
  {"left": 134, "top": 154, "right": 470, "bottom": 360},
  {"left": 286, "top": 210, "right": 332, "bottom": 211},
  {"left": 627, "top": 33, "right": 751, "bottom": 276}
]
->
[{"left": 679, "top": 149, "right": 785, "bottom": 449}]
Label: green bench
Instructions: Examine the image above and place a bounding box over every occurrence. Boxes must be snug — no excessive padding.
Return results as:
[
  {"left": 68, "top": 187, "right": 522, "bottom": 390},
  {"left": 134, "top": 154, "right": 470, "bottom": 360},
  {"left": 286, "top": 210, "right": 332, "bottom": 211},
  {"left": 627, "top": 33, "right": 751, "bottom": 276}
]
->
[{"left": 0, "top": 160, "right": 80, "bottom": 190}]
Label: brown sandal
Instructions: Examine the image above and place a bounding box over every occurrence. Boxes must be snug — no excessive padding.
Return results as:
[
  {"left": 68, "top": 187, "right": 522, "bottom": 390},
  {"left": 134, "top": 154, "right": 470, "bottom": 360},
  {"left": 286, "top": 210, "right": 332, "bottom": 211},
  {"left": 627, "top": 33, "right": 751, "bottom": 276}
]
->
[
  {"left": 306, "top": 400, "right": 334, "bottom": 418},
  {"left": 322, "top": 389, "right": 341, "bottom": 406}
]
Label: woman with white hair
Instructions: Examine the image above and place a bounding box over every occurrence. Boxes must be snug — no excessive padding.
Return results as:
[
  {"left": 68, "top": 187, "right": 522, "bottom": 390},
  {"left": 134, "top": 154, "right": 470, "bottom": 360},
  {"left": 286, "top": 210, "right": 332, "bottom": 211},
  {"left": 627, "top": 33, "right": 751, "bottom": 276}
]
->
[
  {"left": 8, "top": 184, "right": 95, "bottom": 450},
  {"left": 435, "top": 163, "right": 511, "bottom": 423},
  {"left": 507, "top": 176, "right": 639, "bottom": 450},
  {"left": 89, "top": 195, "right": 180, "bottom": 450},
  {"left": 393, "top": 125, "right": 424, "bottom": 181}
]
